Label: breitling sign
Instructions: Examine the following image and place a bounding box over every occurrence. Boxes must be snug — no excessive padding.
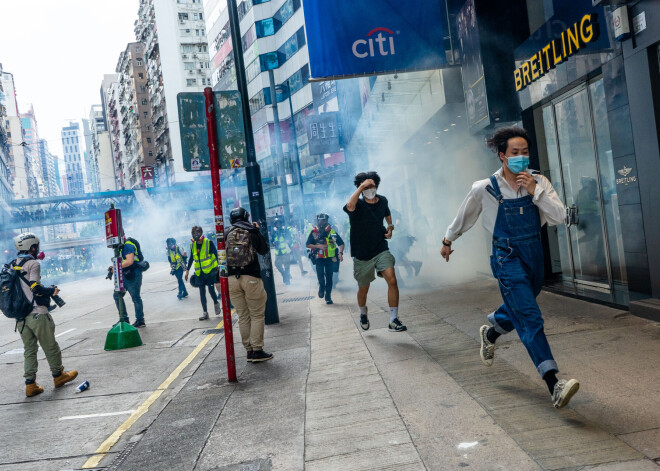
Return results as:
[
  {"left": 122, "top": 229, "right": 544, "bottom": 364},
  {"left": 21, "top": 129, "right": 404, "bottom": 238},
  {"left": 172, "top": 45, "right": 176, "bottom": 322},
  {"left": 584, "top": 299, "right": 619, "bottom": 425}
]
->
[
  {"left": 616, "top": 165, "right": 637, "bottom": 186},
  {"left": 514, "top": 13, "right": 600, "bottom": 92}
]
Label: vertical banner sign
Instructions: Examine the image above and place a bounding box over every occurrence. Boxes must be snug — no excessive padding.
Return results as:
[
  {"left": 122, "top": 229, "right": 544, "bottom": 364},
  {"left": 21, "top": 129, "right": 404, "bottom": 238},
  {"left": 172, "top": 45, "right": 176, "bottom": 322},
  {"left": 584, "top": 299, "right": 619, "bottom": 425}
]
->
[
  {"left": 113, "top": 256, "right": 124, "bottom": 292},
  {"left": 457, "top": 0, "right": 489, "bottom": 133},
  {"left": 105, "top": 208, "right": 123, "bottom": 247},
  {"left": 302, "top": 0, "right": 447, "bottom": 80},
  {"left": 178, "top": 91, "right": 247, "bottom": 172},
  {"left": 140, "top": 166, "right": 155, "bottom": 188}
]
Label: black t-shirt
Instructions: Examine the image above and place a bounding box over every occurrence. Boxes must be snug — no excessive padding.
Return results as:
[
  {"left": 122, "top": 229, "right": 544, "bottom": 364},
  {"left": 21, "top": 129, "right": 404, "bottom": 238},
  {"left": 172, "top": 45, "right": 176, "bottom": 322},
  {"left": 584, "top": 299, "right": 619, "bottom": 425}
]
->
[{"left": 343, "top": 195, "right": 391, "bottom": 261}]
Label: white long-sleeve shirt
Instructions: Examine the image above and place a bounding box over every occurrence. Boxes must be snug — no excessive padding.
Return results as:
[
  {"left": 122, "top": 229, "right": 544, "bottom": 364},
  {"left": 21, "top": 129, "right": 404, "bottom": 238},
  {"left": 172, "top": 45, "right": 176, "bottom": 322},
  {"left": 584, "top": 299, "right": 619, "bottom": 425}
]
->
[{"left": 444, "top": 168, "right": 566, "bottom": 242}]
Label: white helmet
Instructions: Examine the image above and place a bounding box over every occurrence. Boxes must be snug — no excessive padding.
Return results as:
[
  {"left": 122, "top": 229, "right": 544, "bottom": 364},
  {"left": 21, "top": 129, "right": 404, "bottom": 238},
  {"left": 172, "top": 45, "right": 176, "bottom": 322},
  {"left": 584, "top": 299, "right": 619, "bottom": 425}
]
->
[{"left": 14, "top": 232, "right": 40, "bottom": 252}]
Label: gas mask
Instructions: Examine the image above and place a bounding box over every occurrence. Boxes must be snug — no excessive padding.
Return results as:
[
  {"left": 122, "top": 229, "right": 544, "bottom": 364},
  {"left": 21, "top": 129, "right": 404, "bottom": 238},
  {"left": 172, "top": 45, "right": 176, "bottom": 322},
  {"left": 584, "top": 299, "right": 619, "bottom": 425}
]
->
[
  {"left": 506, "top": 156, "right": 530, "bottom": 174},
  {"left": 362, "top": 188, "right": 377, "bottom": 199},
  {"left": 192, "top": 229, "right": 204, "bottom": 242}
]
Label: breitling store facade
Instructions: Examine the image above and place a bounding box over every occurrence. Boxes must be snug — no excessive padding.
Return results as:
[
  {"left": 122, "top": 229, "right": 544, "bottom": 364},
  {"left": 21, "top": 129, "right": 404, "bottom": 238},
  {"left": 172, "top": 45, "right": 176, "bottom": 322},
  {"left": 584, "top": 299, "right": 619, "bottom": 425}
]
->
[{"left": 514, "top": 0, "right": 660, "bottom": 317}]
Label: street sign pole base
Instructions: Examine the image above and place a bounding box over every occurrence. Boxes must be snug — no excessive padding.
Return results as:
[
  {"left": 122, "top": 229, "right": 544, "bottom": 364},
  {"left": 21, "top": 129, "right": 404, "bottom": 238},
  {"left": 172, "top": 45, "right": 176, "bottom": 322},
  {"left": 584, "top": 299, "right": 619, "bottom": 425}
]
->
[{"left": 104, "top": 321, "right": 143, "bottom": 351}]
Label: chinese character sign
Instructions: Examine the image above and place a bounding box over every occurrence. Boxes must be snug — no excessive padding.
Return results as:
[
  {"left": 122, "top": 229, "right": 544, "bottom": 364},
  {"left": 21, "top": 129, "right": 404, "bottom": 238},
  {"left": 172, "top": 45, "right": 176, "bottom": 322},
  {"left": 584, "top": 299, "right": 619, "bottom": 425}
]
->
[
  {"left": 306, "top": 113, "right": 341, "bottom": 155},
  {"left": 141, "top": 166, "right": 155, "bottom": 188}
]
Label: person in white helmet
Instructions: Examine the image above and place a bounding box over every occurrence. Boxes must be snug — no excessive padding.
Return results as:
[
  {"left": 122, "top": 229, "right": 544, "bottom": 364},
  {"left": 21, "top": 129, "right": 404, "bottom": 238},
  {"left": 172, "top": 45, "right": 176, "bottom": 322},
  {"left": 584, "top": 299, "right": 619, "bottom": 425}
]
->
[{"left": 11, "top": 233, "right": 78, "bottom": 397}]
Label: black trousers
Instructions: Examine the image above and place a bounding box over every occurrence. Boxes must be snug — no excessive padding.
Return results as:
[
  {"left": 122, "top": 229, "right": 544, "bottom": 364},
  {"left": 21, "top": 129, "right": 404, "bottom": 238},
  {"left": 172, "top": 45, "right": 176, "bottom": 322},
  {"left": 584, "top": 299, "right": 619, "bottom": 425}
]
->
[
  {"left": 199, "top": 283, "right": 218, "bottom": 312},
  {"left": 316, "top": 258, "right": 334, "bottom": 299}
]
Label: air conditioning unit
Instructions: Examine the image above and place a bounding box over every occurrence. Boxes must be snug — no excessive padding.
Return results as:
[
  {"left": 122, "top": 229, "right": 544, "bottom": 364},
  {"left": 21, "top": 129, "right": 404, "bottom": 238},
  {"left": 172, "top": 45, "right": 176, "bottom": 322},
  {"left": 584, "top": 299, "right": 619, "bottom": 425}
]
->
[
  {"left": 182, "top": 54, "right": 188, "bottom": 58},
  {"left": 188, "top": 70, "right": 194, "bottom": 74}
]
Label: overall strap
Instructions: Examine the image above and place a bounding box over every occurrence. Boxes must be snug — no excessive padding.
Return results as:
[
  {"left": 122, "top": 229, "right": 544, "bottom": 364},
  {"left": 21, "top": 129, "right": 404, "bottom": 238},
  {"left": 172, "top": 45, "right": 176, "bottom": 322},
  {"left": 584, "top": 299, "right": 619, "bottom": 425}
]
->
[{"left": 485, "top": 175, "right": 503, "bottom": 203}]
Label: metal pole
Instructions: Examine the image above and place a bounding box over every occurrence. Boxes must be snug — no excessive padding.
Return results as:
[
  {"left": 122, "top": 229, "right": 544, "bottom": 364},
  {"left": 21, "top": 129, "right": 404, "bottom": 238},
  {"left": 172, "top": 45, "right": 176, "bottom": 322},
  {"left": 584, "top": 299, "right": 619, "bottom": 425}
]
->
[
  {"left": 268, "top": 70, "right": 291, "bottom": 221},
  {"left": 204, "top": 87, "right": 237, "bottom": 382},
  {"left": 285, "top": 81, "right": 306, "bottom": 227},
  {"left": 227, "top": 0, "right": 279, "bottom": 324}
]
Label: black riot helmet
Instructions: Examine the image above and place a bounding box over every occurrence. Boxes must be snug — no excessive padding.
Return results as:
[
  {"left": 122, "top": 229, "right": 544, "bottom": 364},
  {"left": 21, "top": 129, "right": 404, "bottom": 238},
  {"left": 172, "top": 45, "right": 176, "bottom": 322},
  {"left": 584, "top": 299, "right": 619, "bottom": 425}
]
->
[
  {"left": 166, "top": 237, "right": 176, "bottom": 249},
  {"left": 316, "top": 213, "right": 329, "bottom": 223},
  {"left": 229, "top": 207, "right": 250, "bottom": 224}
]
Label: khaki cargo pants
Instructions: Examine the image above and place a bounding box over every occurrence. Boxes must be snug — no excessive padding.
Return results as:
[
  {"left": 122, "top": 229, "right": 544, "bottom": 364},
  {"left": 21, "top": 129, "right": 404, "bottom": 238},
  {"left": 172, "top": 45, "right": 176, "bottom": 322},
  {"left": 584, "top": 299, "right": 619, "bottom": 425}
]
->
[
  {"left": 19, "top": 312, "right": 63, "bottom": 382},
  {"left": 228, "top": 275, "right": 267, "bottom": 351}
]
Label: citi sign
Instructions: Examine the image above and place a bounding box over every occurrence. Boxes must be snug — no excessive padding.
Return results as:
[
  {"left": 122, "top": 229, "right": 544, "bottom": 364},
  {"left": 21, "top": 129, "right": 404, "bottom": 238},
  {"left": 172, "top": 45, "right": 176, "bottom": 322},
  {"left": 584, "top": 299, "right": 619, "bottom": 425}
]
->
[{"left": 352, "top": 27, "right": 397, "bottom": 58}]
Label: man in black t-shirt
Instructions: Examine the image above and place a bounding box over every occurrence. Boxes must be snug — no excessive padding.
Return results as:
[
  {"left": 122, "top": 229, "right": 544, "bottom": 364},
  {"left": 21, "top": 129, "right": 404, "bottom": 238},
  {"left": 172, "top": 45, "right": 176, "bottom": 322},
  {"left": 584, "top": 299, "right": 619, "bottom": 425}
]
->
[{"left": 343, "top": 172, "right": 407, "bottom": 332}]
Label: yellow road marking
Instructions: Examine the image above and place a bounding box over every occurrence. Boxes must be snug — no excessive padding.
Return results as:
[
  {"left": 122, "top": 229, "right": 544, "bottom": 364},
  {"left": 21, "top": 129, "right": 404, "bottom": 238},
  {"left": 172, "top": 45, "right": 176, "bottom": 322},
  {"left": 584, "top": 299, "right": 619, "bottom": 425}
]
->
[{"left": 83, "top": 319, "right": 226, "bottom": 468}]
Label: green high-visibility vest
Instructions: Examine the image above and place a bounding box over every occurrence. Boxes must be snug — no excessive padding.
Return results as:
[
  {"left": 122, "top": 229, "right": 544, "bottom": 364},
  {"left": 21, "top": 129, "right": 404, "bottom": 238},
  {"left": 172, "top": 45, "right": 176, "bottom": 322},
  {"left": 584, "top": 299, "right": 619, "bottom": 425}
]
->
[
  {"left": 274, "top": 234, "right": 290, "bottom": 255},
  {"left": 168, "top": 248, "right": 182, "bottom": 270},
  {"left": 315, "top": 228, "right": 338, "bottom": 258},
  {"left": 190, "top": 239, "right": 218, "bottom": 276}
]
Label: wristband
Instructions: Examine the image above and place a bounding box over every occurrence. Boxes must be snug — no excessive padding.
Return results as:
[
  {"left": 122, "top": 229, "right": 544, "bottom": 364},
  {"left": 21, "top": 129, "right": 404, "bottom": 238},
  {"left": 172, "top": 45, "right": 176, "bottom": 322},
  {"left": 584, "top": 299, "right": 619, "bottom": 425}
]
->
[{"left": 442, "top": 238, "right": 452, "bottom": 247}]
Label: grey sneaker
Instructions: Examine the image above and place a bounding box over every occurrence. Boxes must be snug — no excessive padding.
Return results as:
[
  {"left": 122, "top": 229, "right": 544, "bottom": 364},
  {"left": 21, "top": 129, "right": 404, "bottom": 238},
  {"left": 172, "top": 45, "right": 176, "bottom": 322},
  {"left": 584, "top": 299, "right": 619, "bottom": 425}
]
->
[
  {"left": 388, "top": 318, "right": 407, "bottom": 332},
  {"left": 479, "top": 325, "right": 495, "bottom": 367},
  {"left": 214, "top": 303, "right": 222, "bottom": 315},
  {"left": 199, "top": 312, "right": 209, "bottom": 321},
  {"left": 552, "top": 379, "right": 580, "bottom": 409}
]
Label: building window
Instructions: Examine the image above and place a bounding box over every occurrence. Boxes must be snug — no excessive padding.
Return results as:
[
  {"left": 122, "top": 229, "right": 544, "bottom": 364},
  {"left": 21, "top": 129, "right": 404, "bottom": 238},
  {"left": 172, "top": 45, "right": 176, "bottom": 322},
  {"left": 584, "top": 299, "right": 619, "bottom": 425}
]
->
[
  {"left": 184, "top": 61, "right": 195, "bottom": 70},
  {"left": 147, "top": 138, "right": 152, "bottom": 143},
  {"left": 138, "top": 73, "right": 144, "bottom": 79},
  {"left": 178, "top": 12, "right": 189, "bottom": 21},
  {"left": 141, "top": 85, "right": 146, "bottom": 92},
  {"left": 187, "top": 79, "right": 197, "bottom": 86},
  {"left": 137, "top": 59, "right": 143, "bottom": 66},
  {"left": 142, "top": 99, "right": 147, "bottom": 105},
  {"left": 198, "top": 44, "right": 207, "bottom": 52},
  {"left": 149, "top": 151, "right": 153, "bottom": 157},
  {"left": 144, "top": 111, "right": 148, "bottom": 117}
]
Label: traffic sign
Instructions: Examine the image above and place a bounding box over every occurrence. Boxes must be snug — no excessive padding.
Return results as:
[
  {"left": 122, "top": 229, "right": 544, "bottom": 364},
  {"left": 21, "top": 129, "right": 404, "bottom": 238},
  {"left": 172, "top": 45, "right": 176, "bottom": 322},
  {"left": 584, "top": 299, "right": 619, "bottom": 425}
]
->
[{"left": 177, "top": 91, "right": 247, "bottom": 172}]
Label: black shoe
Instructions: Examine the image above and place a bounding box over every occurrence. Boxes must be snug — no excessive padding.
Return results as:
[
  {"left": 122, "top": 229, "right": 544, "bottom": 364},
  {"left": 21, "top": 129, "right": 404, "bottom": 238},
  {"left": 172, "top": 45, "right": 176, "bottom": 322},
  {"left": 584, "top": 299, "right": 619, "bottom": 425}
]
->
[
  {"left": 247, "top": 350, "right": 254, "bottom": 363},
  {"left": 318, "top": 287, "right": 325, "bottom": 298},
  {"left": 251, "top": 350, "right": 273, "bottom": 362},
  {"left": 388, "top": 318, "right": 407, "bottom": 332},
  {"left": 121, "top": 318, "right": 130, "bottom": 324},
  {"left": 132, "top": 320, "right": 146, "bottom": 328},
  {"left": 360, "top": 313, "right": 370, "bottom": 330},
  {"left": 326, "top": 297, "right": 333, "bottom": 305}
]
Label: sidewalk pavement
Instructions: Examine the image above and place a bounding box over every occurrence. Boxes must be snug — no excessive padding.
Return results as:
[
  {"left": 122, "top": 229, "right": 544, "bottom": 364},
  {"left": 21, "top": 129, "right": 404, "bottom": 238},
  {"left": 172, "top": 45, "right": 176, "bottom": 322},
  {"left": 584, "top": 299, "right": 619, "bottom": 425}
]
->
[{"left": 110, "top": 273, "right": 660, "bottom": 471}]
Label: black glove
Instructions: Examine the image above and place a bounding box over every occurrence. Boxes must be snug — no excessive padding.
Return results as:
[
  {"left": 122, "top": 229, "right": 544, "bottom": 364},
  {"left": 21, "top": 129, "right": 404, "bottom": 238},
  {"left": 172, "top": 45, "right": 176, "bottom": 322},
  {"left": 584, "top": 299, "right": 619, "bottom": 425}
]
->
[{"left": 170, "top": 269, "right": 175, "bottom": 276}]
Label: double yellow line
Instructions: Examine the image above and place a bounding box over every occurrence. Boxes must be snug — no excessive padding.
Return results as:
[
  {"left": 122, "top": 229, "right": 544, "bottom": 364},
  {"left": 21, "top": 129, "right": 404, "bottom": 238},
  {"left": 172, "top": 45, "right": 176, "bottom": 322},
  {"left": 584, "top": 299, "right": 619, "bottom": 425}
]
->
[{"left": 83, "top": 320, "right": 225, "bottom": 468}]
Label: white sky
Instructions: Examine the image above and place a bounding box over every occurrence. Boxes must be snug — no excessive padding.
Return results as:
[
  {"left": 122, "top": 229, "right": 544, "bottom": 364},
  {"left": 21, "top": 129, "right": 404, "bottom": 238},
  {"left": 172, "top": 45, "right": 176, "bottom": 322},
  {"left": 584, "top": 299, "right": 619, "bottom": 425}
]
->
[{"left": 0, "top": 0, "right": 138, "bottom": 159}]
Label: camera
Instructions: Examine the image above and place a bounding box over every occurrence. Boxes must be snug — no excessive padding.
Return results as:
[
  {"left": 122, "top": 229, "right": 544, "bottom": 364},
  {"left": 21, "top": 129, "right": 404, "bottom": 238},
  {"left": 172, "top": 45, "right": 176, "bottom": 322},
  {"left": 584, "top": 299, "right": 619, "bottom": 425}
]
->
[
  {"left": 106, "top": 266, "right": 113, "bottom": 280},
  {"left": 50, "top": 286, "right": 65, "bottom": 308}
]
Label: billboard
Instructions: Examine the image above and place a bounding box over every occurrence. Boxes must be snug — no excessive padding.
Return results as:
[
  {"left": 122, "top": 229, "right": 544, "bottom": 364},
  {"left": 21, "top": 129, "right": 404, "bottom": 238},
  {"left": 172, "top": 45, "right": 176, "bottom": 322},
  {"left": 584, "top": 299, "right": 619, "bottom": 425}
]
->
[
  {"left": 140, "top": 166, "right": 155, "bottom": 188},
  {"left": 303, "top": 0, "right": 447, "bottom": 80},
  {"left": 306, "top": 112, "right": 341, "bottom": 155}
]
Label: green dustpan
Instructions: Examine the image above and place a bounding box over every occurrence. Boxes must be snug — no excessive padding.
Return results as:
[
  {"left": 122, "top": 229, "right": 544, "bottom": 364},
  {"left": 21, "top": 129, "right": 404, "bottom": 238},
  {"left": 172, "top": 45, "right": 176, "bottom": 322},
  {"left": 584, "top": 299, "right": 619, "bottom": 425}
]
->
[{"left": 104, "top": 321, "right": 143, "bottom": 350}]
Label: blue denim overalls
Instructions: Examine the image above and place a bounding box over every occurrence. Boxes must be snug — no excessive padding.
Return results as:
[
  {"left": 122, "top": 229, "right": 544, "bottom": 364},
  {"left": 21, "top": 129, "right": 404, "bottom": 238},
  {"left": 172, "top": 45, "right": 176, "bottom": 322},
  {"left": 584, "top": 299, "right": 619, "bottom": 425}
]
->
[{"left": 485, "top": 175, "right": 558, "bottom": 378}]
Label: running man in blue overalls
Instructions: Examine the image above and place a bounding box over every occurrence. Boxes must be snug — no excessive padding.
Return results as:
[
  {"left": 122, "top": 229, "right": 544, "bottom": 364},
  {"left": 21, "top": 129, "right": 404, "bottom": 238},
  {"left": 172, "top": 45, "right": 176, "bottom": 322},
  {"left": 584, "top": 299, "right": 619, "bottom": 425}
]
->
[{"left": 441, "top": 126, "right": 580, "bottom": 409}]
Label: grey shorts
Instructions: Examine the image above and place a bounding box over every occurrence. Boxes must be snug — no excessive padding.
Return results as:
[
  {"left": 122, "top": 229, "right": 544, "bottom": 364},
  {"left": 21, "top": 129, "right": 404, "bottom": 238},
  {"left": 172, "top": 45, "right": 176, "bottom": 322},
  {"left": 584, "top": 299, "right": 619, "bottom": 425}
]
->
[{"left": 353, "top": 250, "right": 396, "bottom": 287}]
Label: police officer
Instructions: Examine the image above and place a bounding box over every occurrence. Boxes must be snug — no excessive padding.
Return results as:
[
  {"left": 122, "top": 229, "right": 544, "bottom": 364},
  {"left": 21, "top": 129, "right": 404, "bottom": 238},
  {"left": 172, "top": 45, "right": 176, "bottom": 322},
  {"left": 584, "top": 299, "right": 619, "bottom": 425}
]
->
[
  {"left": 12, "top": 233, "right": 78, "bottom": 397},
  {"left": 271, "top": 217, "right": 292, "bottom": 285},
  {"left": 306, "top": 213, "right": 344, "bottom": 304},
  {"left": 185, "top": 226, "right": 220, "bottom": 320},
  {"left": 166, "top": 237, "right": 188, "bottom": 300}
]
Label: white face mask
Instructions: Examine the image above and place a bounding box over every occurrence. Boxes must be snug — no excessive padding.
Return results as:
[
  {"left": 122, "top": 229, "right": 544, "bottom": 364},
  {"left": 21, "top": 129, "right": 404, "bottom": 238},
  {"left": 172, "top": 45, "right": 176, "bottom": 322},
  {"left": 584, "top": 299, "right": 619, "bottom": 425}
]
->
[{"left": 362, "top": 188, "right": 377, "bottom": 199}]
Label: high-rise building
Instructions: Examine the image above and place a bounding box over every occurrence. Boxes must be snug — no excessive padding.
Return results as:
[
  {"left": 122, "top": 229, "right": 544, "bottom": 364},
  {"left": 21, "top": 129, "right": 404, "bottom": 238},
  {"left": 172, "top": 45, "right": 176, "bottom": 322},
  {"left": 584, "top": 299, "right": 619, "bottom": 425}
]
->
[
  {"left": 135, "top": 0, "right": 212, "bottom": 186},
  {"left": 61, "top": 122, "right": 85, "bottom": 195},
  {"left": 20, "top": 104, "right": 44, "bottom": 197},
  {"left": 114, "top": 42, "right": 157, "bottom": 189},
  {"left": 37, "top": 139, "right": 58, "bottom": 197},
  {"left": 1, "top": 69, "right": 36, "bottom": 199},
  {"left": 205, "top": 0, "right": 316, "bottom": 213},
  {"left": 89, "top": 104, "right": 116, "bottom": 192},
  {"left": 0, "top": 63, "right": 14, "bottom": 244}
]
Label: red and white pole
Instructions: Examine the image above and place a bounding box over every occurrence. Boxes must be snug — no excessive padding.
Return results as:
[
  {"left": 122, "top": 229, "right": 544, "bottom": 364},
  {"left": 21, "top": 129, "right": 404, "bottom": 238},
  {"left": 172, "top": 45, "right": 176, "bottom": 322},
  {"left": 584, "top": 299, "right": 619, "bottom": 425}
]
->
[{"left": 204, "top": 87, "right": 237, "bottom": 382}]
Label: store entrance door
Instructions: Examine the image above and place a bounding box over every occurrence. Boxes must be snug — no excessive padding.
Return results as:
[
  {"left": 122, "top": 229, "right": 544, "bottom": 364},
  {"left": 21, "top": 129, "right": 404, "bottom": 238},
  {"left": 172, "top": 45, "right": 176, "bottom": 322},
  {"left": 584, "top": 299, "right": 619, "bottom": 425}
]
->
[{"left": 542, "top": 81, "right": 612, "bottom": 289}]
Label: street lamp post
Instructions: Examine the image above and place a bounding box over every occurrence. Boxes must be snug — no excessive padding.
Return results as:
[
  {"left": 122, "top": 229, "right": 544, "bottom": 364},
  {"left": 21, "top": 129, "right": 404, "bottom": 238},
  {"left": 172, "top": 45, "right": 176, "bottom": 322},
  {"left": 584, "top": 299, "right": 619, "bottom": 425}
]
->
[
  {"left": 276, "top": 81, "right": 307, "bottom": 227},
  {"left": 268, "top": 70, "right": 291, "bottom": 221}
]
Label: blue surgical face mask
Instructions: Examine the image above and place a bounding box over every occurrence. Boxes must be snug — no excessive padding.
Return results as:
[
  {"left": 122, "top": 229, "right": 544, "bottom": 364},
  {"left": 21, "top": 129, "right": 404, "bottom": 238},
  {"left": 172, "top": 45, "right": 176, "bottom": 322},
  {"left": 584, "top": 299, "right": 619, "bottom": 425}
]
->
[{"left": 506, "top": 155, "right": 530, "bottom": 174}]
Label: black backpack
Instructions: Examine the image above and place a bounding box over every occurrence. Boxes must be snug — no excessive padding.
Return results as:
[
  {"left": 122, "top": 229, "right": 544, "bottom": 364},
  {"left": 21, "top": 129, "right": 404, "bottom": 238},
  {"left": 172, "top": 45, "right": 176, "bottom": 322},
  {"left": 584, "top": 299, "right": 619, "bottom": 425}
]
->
[
  {"left": 0, "top": 258, "right": 34, "bottom": 321},
  {"left": 126, "top": 237, "right": 150, "bottom": 271}
]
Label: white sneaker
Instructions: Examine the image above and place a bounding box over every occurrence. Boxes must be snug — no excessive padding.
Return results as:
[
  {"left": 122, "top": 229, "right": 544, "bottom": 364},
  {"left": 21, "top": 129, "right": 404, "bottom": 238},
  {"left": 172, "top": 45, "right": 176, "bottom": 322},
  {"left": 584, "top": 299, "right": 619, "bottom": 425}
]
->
[
  {"left": 552, "top": 379, "right": 580, "bottom": 409},
  {"left": 479, "top": 325, "right": 495, "bottom": 367}
]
